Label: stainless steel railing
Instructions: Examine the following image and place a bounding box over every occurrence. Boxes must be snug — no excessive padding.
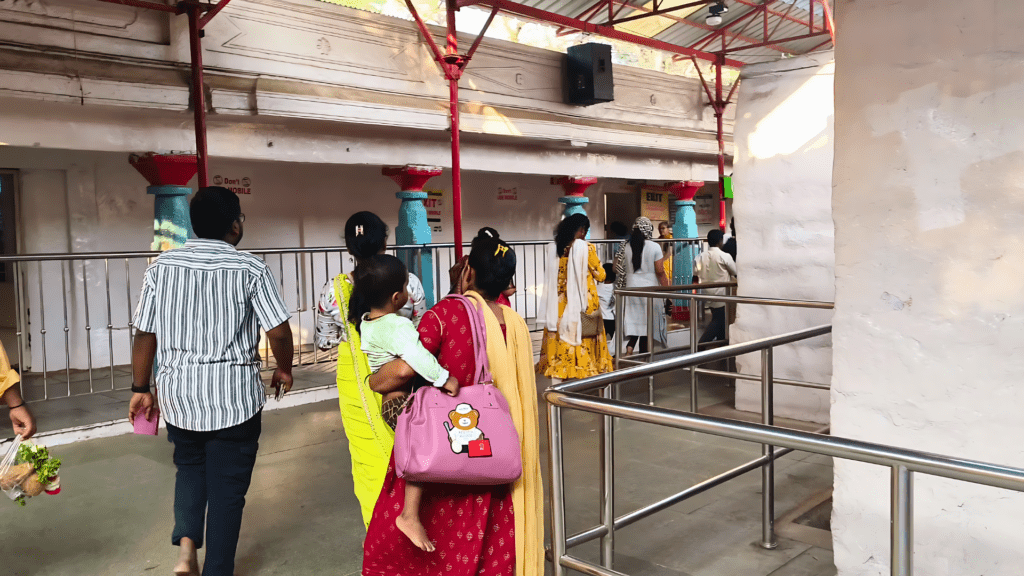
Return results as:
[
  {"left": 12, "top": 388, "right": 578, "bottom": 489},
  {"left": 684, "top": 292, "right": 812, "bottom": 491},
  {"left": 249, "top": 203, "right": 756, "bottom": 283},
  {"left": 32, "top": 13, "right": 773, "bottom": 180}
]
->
[
  {"left": 610, "top": 283, "right": 834, "bottom": 406},
  {"left": 0, "top": 238, "right": 703, "bottom": 402},
  {"left": 545, "top": 320, "right": 1024, "bottom": 576}
]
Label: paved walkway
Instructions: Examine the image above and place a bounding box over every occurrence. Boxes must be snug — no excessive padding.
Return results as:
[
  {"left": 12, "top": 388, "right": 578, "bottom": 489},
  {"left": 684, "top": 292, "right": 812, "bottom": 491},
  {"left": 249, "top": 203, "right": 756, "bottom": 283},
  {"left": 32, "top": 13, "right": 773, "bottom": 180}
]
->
[{"left": 1, "top": 369, "right": 836, "bottom": 576}]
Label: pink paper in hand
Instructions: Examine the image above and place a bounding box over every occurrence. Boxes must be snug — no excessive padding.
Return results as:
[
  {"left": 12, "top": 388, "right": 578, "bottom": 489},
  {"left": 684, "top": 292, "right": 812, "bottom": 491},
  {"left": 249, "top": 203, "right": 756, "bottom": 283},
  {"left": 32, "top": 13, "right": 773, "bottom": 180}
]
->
[{"left": 133, "top": 408, "right": 159, "bottom": 436}]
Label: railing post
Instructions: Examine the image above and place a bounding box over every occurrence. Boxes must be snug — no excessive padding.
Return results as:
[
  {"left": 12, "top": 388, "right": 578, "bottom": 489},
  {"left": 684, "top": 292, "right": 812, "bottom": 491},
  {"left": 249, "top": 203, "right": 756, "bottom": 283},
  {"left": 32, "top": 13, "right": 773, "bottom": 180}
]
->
[
  {"left": 614, "top": 291, "right": 623, "bottom": 373},
  {"left": 548, "top": 404, "right": 567, "bottom": 576},
  {"left": 599, "top": 384, "right": 615, "bottom": 568},
  {"left": 689, "top": 296, "right": 699, "bottom": 413},
  {"left": 647, "top": 296, "right": 655, "bottom": 405},
  {"left": 760, "top": 347, "right": 777, "bottom": 549},
  {"left": 891, "top": 465, "right": 914, "bottom": 576}
]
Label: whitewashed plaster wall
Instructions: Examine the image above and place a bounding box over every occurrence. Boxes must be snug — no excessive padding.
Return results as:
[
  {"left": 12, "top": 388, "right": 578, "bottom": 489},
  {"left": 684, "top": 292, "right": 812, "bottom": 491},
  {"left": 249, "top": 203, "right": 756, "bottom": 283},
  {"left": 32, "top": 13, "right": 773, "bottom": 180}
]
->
[
  {"left": 730, "top": 52, "right": 835, "bottom": 424},
  {"left": 1, "top": 146, "right": 622, "bottom": 371},
  {"left": 0, "top": 0, "right": 734, "bottom": 169},
  {"left": 832, "top": 1, "right": 1024, "bottom": 574}
]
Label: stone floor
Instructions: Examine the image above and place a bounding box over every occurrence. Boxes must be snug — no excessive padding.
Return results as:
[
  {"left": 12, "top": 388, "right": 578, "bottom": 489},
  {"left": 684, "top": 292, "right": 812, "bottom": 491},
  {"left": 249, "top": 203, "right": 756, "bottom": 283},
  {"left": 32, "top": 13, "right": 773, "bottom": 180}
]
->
[{"left": 1, "top": 363, "right": 835, "bottom": 576}]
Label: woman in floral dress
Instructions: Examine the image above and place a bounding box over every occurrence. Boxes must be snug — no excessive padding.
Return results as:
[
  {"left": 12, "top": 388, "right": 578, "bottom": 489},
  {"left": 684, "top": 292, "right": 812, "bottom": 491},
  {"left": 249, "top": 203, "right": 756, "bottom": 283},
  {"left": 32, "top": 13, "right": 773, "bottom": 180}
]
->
[{"left": 537, "top": 213, "right": 614, "bottom": 380}]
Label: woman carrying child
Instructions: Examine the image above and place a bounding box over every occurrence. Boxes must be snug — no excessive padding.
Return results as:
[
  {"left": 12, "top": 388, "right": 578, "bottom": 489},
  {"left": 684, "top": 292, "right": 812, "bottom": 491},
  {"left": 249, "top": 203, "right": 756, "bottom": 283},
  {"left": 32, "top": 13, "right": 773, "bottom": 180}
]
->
[
  {"left": 314, "top": 212, "right": 428, "bottom": 528},
  {"left": 361, "top": 229, "right": 543, "bottom": 576},
  {"left": 347, "top": 253, "right": 459, "bottom": 550}
]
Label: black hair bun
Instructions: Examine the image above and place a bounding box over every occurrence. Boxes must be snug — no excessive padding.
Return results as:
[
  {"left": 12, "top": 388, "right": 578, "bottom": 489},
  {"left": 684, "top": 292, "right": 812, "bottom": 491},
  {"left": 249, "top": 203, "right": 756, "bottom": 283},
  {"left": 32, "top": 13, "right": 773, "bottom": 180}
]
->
[{"left": 477, "top": 227, "right": 500, "bottom": 240}]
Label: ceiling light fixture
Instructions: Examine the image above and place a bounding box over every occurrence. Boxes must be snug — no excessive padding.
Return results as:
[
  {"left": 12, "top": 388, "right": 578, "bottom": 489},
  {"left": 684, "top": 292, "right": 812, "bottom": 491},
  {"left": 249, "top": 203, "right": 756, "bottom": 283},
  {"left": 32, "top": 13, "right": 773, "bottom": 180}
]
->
[{"left": 705, "top": 1, "right": 728, "bottom": 26}]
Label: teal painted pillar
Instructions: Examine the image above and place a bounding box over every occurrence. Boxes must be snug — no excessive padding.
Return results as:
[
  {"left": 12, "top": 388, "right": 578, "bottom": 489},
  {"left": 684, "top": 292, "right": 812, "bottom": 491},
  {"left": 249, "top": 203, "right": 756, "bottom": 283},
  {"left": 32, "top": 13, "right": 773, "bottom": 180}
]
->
[
  {"left": 148, "top": 186, "right": 194, "bottom": 250},
  {"left": 553, "top": 176, "right": 598, "bottom": 239},
  {"left": 669, "top": 181, "right": 704, "bottom": 319},
  {"left": 130, "top": 153, "right": 198, "bottom": 251},
  {"left": 384, "top": 165, "right": 442, "bottom": 306}
]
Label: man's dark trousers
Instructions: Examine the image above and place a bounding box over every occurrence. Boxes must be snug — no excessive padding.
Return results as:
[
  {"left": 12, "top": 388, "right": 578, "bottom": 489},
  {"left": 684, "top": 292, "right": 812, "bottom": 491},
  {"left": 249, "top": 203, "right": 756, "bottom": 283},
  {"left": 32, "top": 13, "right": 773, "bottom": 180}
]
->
[
  {"left": 699, "top": 306, "right": 728, "bottom": 344},
  {"left": 166, "top": 411, "right": 261, "bottom": 576}
]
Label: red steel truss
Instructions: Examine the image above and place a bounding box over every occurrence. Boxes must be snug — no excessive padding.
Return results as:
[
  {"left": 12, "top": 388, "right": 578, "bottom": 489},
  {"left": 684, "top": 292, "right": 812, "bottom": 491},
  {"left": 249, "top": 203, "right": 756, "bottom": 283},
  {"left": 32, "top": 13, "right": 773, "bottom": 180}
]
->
[
  {"left": 416, "top": 0, "right": 834, "bottom": 240},
  {"left": 85, "top": 0, "right": 833, "bottom": 247}
]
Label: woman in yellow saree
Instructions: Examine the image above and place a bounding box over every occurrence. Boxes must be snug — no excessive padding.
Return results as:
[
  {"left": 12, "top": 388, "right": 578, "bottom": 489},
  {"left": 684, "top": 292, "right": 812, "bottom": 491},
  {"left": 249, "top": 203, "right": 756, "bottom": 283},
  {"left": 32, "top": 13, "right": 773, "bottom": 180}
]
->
[{"left": 314, "top": 211, "right": 427, "bottom": 528}]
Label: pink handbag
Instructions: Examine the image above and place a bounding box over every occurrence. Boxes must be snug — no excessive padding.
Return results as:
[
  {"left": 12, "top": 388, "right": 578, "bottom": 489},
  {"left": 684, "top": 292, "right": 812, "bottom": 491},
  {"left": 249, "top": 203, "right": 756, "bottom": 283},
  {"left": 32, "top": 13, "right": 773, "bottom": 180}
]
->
[{"left": 394, "top": 295, "right": 523, "bottom": 485}]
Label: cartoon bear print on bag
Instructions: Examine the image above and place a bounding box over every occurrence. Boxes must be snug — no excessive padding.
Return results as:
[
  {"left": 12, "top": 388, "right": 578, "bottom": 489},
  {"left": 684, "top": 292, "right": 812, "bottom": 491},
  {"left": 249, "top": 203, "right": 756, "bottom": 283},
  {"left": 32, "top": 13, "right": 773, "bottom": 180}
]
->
[{"left": 444, "top": 403, "right": 485, "bottom": 454}]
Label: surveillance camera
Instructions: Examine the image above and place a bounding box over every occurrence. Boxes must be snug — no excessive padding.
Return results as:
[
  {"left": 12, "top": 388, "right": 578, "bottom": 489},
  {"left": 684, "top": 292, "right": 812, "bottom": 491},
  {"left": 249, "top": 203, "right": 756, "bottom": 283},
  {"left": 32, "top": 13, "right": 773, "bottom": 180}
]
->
[{"left": 706, "top": 2, "right": 727, "bottom": 26}]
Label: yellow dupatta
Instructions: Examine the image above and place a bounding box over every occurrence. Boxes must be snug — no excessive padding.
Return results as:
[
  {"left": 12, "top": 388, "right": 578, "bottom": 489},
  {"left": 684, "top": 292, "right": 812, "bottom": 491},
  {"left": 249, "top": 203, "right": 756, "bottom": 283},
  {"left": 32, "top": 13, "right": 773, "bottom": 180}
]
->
[
  {"left": 465, "top": 291, "right": 544, "bottom": 576},
  {"left": 334, "top": 274, "right": 394, "bottom": 528}
]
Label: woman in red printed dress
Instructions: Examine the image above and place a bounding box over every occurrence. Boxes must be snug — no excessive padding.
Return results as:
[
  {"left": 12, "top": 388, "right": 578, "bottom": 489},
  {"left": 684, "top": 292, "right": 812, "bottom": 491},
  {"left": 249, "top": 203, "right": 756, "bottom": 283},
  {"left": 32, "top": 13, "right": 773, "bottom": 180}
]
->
[{"left": 363, "top": 229, "right": 543, "bottom": 576}]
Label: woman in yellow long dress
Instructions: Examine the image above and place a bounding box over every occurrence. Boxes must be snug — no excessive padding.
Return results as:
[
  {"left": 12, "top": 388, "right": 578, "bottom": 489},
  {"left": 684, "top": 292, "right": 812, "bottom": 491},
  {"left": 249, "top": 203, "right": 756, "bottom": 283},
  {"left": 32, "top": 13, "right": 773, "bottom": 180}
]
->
[
  {"left": 538, "top": 213, "right": 614, "bottom": 379},
  {"left": 314, "top": 212, "right": 426, "bottom": 528}
]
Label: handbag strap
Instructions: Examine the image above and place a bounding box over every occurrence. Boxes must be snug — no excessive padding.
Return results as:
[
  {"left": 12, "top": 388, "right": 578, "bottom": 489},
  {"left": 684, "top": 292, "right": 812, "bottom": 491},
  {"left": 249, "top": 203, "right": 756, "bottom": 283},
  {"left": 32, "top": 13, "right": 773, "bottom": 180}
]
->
[{"left": 443, "top": 294, "right": 493, "bottom": 384}]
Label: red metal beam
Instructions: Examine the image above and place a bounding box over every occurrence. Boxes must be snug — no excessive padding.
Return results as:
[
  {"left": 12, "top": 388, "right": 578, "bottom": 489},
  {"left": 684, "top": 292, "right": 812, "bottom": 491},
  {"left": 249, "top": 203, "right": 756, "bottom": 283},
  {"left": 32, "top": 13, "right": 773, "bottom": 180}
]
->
[
  {"left": 199, "top": 0, "right": 232, "bottom": 29},
  {"left": 806, "top": 38, "right": 832, "bottom": 53},
  {"left": 464, "top": 5, "right": 500, "bottom": 63},
  {"left": 767, "top": 0, "right": 798, "bottom": 41},
  {"left": 714, "top": 56, "right": 726, "bottom": 231},
  {"left": 690, "top": 56, "right": 717, "bottom": 107},
  {"left": 719, "top": 30, "right": 829, "bottom": 54},
  {"left": 732, "top": 0, "right": 805, "bottom": 27},
  {"left": 446, "top": 0, "right": 465, "bottom": 260},
  {"left": 187, "top": 6, "right": 209, "bottom": 187},
  {"left": 93, "top": 0, "right": 180, "bottom": 13},
  {"left": 605, "top": 0, "right": 714, "bottom": 26},
  {"left": 722, "top": 5, "right": 761, "bottom": 50},
  {"left": 405, "top": 0, "right": 446, "bottom": 63},
  {"left": 607, "top": 0, "right": 789, "bottom": 55},
  {"left": 468, "top": 0, "right": 744, "bottom": 66},
  {"left": 690, "top": 3, "right": 765, "bottom": 52},
  {"left": 555, "top": 0, "right": 606, "bottom": 36},
  {"left": 724, "top": 75, "right": 739, "bottom": 104},
  {"left": 820, "top": 0, "right": 836, "bottom": 45}
]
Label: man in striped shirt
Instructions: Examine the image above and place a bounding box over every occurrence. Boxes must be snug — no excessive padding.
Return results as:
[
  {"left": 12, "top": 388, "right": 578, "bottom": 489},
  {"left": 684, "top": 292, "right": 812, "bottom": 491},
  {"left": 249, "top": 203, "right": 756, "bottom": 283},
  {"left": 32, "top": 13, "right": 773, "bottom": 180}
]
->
[{"left": 128, "top": 187, "right": 293, "bottom": 576}]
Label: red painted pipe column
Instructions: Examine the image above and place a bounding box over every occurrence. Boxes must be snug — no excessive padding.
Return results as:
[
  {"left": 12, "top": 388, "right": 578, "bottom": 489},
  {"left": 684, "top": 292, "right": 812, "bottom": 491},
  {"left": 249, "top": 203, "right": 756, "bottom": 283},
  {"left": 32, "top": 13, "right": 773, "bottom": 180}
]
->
[
  {"left": 715, "top": 54, "right": 727, "bottom": 231},
  {"left": 188, "top": 6, "right": 209, "bottom": 187},
  {"left": 446, "top": 0, "right": 465, "bottom": 259}
]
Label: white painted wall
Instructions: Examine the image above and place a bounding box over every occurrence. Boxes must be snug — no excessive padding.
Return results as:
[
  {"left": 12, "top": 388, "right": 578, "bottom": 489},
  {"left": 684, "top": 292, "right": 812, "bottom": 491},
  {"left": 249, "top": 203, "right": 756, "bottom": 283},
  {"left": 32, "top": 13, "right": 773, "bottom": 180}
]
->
[
  {"left": 730, "top": 52, "right": 835, "bottom": 424},
  {"left": 0, "top": 146, "right": 634, "bottom": 372},
  {"left": 0, "top": 0, "right": 735, "bottom": 375},
  {"left": 832, "top": 1, "right": 1024, "bottom": 573}
]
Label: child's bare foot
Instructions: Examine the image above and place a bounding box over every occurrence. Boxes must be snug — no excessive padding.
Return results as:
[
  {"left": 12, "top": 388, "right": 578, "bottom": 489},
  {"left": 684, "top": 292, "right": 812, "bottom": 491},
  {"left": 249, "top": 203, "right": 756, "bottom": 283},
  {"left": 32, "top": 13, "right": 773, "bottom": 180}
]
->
[
  {"left": 173, "top": 537, "right": 200, "bottom": 576},
  {"left": 396, "top": 514, "right": 435, "bottom": 552}
]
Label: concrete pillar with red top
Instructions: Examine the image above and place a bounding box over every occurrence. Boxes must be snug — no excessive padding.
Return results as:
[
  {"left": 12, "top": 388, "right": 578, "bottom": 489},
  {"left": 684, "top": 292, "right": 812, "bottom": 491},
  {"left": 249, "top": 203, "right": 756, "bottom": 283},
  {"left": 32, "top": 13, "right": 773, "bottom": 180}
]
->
[
  {"left": 130, "top": 153, "right": 198, "bottom": 251},
  {"left": 384, "top": 165, "right": 442, "bottom": 306},
  {"left": 669, "top": 180, "right": 704, "bottom": 319},
  {"left": 554, "top": 176, "right": 598, "bottom": 239}
]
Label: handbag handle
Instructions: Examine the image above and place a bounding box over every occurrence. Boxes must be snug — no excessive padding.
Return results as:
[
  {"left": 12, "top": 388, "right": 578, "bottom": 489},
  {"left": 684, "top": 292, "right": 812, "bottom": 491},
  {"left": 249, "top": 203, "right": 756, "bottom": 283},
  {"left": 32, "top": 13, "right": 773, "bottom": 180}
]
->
[{"left": 443, "top": 294, "right": 492, "bottom": 384}]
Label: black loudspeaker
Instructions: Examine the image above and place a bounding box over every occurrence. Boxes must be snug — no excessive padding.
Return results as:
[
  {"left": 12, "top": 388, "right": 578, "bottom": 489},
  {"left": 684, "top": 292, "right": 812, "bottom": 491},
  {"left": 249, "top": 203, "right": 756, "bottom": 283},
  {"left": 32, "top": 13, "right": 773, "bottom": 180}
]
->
[{"left": 566, "top": 43, "right": 614, "bottom": 106}]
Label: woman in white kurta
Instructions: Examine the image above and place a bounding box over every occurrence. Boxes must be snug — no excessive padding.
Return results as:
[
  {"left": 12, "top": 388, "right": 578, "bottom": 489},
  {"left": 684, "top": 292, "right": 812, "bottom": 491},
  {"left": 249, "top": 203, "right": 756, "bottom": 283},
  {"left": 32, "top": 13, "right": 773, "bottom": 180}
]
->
[{"left": 621, "top": 217, "right": 669, "bottom": 356}]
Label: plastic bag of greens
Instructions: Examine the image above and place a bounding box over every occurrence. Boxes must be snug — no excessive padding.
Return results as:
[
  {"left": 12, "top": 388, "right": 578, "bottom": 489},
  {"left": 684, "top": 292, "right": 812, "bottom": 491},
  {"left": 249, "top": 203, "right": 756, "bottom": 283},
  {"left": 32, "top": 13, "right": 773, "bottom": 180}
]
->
[
  {"left": 0, "top": 435, "right": 27, "bottom": 501},
  {"left": 0, "top": 436, "right": 62, "bottom": 506}
]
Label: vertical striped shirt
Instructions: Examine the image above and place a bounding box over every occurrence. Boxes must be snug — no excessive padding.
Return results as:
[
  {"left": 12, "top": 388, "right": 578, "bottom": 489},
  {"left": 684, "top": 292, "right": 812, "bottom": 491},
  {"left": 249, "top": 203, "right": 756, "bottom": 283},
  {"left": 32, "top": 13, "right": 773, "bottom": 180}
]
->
[{"left": 134, "top": 239, "right": 291, "bottom": 432}]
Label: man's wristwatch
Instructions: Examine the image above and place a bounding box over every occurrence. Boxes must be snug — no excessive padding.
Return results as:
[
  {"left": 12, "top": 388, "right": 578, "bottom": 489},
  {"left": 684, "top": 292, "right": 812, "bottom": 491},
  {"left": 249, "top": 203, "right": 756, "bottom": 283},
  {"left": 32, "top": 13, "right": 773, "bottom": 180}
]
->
[{"left": 131, "top": 383, "right": 151, "bottom": 394}]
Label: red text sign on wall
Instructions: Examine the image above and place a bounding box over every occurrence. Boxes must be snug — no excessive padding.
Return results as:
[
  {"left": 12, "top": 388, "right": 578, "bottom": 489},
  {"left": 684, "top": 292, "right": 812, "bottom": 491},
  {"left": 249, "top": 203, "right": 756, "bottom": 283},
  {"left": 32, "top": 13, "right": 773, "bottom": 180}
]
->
[
  {"left": 212, "top": 175, "right": 253, "bottom": 195},
  {"left": 497, "top": 187, "right": 518, "bottom": 201},
  {"left": 425, "top": 189, "right": 445, "bottom": 233}
]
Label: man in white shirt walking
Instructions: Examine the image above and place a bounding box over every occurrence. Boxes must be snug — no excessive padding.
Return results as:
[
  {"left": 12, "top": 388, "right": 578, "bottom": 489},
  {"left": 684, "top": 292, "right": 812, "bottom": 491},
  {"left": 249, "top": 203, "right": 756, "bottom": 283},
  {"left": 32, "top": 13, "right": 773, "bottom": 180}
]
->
[
  {"left": 695, "top": 229, "right": 737, "bottom": 343},
  {"left": 128, "top": 187, "right": 294, "bottom": 576}
]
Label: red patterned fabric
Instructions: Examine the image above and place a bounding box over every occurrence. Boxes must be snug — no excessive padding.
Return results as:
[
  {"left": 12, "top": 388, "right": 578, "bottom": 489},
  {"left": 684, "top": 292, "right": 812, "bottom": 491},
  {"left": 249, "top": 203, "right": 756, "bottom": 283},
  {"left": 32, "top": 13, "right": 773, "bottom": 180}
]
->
[{"left": 363, "top": 298, "right": 514, "bottom": 576}]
